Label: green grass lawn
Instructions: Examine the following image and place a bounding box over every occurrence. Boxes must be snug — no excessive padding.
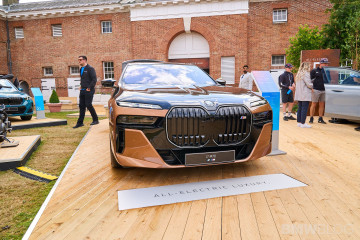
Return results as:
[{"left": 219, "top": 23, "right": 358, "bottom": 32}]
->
[{"left": 0, "top": 112, "right": 100, "bottom": 239}]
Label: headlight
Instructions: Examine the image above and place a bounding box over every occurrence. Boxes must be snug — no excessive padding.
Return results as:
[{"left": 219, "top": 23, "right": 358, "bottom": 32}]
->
[
  {"left": 117, "top": 115, "right": 158, "bottom": 125},
  {"left": 116, "top": 101, "right": 162, "bottom": 110},
  {"left": 250, "top": 99, "right": 267, "bottom": 108},
  {"left": 25, "top": 96, "right": 31, "bottom": 101}
]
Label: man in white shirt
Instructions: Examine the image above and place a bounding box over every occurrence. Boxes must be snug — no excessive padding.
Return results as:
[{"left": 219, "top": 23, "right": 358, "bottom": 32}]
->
[{"left": 239, "top": 65, "right": 254, "bottom": 90}]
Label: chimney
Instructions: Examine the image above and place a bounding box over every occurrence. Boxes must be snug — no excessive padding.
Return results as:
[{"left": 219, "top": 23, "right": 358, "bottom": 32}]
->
[{"left": 3, "top": 0, "right": 19, "bottom": 5}]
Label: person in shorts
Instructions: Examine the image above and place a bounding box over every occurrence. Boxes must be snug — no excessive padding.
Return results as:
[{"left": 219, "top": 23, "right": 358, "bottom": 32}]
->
[
  {"left": 309, "top": 58, "right": 328, "bottom": 124},
  {"left": 279, "top": 63, "right": 296, "bottom": 121}
]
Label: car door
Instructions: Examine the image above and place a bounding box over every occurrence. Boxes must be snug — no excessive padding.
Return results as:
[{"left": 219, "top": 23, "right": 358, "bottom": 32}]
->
[{"left": 324, "top": 67, "right": 360, "bottom": 121}]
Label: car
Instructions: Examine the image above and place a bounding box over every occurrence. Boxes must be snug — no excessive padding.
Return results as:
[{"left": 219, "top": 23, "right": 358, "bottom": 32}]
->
[
  {"left": 102, "top": 60, "right": 273, "bottom": 168},
  {"left": 0, "top": 75, "right": 34, "bottom": 121},
  {"left": 323, "top": 66, "right": 360, "bottom": 122}
]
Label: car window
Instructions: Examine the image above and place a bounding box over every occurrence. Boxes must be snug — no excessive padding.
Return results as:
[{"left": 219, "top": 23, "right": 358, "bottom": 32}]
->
[
  {"left": 122, "top": 64, "right": 216, "bottom": 88},
  {"left": 0, "top": 79, "right": 17, "bottom": 92},
  {"left": 323, "top": 67, "right": 360, "bottom": 86}
]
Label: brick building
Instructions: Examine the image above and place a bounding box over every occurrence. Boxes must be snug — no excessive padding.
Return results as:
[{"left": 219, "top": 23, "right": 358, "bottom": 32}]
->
[{"left": 0, "top": 0, "right": 332, "bottom": 99}]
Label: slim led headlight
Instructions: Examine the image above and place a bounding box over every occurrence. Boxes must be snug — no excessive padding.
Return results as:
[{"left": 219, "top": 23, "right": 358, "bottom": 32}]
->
[
  {"left": 116, "top": 101, "right": 162, "bottom": 110},
  {"left": 250, "top": 99, "right": 267, "bottom": 108},
  {"left": 117, "top": 115, "right": 158, "bottom": 125}
]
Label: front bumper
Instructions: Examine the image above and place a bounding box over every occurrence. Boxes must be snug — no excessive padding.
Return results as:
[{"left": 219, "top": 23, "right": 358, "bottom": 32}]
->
[
  {"left": 113, "top": 123, "right": 272, "bottom": 168},
  {"left": 110, "top": 104, "right": 273, "bottom": 168}
]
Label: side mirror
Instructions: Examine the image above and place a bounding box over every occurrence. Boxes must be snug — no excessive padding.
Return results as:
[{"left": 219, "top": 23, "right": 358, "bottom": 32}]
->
[
  {"left": 18, "top": 88, "right": 23, "bottom": 91},
  {"left": 101, "top": 79, "right": 116, "bottom": 88},
  {"left": 0, "top": 74, "right": 14, "bottom": 80},
  {"left": 216, "top": 78, "right": 226, "bottom": 86}
]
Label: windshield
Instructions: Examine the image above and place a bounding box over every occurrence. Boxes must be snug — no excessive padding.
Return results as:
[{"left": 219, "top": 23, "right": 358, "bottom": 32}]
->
[
  {"left": 122, "top": 64, "right": 216, "bottom": 89},
  {"left": 323, "top": 67, "right": 360, "bottom": 85},
  {"left": 0, "top": 79, "right": 17, "bottom": 92}
]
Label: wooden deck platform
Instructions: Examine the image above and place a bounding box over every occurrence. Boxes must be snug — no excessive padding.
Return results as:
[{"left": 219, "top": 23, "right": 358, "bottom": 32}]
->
[{"left": 26, "top": 118, "right": 360, "bottom": 240}]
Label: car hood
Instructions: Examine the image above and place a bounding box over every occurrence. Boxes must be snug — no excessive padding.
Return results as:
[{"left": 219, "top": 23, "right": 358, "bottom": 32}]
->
[
  {"left": 116, "top": 85, "right": 265, "bottom": 110},
  {"left": 0, "top": 91, "right": 29, "bottom": 98}
]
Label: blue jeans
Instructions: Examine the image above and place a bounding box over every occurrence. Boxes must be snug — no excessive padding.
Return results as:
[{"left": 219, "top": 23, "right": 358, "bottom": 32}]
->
[{"left": 297, "top": 101, "right": 310, "bottom": 124}]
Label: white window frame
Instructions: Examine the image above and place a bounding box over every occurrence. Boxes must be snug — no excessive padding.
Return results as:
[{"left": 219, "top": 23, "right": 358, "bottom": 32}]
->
[
  {"left": 70, "top": 66, "right": 80, "bottom": 75},
  {"left": 15, "top": 27, "right": 24, "bottom": 39},
  {"left": 271, "top": 55, "right": 286, "bottom": 66},
  {"left": 103, "top": 61, "right": 114, "bottom": 79},
  {"left": 273, "top": 9, "right": 288, "bottom": 23},
  {"left": 52, "top": 24, "right": 62, "bottom": 37},
  {"left": 43, "top": 67, "right": 53, "bottom": 76},
  {"left": 101, "top": 21, "right": 112, "bottom": 34}
]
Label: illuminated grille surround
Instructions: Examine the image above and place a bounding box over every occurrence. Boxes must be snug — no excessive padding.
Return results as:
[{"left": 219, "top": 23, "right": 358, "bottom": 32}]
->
[{"left": 166, "top": 105, "right": 252, "bottom": 148}]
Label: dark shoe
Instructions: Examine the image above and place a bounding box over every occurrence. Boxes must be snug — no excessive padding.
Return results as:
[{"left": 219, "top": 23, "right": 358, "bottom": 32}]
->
[
  {"left": 309, "top": 117, "right": 314, "bottom": 124},
  {"left": 283, "top": 116, "right": 288, "bottom": 121},
  {"left": 318, "top": 117, "right": 326, "bottom": 124},
  {"left": 355, "top": 127, "right": 360, "bottom": 131},
  {"left": 73, "top": 123, "right": 84, "bottom": 129},
  {"left": 287, "top": 115, "right": 296, "bottom": 120},
  {"left": 90, "top": 120, "right": 99, "bottom": 125}
]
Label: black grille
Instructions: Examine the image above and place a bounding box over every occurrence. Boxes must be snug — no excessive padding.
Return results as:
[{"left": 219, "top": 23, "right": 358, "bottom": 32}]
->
[
  {"left": 5, "top": 106, "right": 26, "bottom": 114},
  {"left": 166, "top": 105, "right": 251, "bottom": 147},
  {"left": 0, "top": 97, "right": 23, "bottom": 105}
]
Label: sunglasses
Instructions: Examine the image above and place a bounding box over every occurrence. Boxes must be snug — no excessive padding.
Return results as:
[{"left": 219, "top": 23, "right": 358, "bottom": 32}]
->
[{"left": 78, "top": 58, "right": 84, "bottom": 61}]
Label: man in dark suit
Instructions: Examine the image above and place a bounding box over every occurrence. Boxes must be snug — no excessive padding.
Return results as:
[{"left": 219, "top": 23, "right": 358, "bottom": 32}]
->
[{"left": 73, "top": 55, "right": 99, "bottom": 128}]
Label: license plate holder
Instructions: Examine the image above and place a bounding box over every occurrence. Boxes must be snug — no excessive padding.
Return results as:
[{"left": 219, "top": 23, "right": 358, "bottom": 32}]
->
[
  {"left": 6, "top": 107, "right": 18, "bottom": 111},
  {"left": 185, "top": 150, "right": 235, "bottom": 166}
]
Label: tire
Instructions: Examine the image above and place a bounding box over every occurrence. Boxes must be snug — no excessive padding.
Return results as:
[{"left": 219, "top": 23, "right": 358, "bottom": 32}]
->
[
  {"left": 20, "top": 115, "right": 32, "bottom": 121},
  {"left": 110, "top": 140, "right": 123, "bottom": 168}
]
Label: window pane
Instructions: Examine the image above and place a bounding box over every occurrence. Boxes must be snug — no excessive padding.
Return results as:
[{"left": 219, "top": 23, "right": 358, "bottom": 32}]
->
[
  {"left": 273, "top": 9, "right": 287, "bottom": 22},
  {"left": 103, "top": 62, "right": 114, "bottom": 79},
  {"left": 70, "top": 66, "right": 80, "bottom": 75},
  {"left": 44, "top": 67, "right": 53, "bottom": 75},
  {"left": 102, "top": 21, "right": 112, "bottom": 33},
  {"left": 52, "top": 24, "right": 62, "bottom": 37},
  {"left": 15, "top": 27, "right": 24, "bottom": 39},
  {"left": 272, "top": 55, "right": 285, "bottom": 65}
]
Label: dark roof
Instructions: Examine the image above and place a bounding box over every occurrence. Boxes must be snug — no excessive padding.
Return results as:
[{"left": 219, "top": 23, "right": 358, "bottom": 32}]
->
[{"left": 6, "top": 0, "right": 126, "bottom": 12}]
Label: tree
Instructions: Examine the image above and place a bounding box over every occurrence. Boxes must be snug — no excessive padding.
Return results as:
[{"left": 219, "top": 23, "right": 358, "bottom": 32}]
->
[
  {"left": 285, "top": 25, "right": 324, "bottom": 71},
  {"left": 322, "top": 0, "right": 360, "bottom": 69}
]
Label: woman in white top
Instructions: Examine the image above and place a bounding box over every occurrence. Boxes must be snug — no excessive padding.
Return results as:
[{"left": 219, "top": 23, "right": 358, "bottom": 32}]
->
[{"left": 294, "top": 62, "right": 313, "bottom": 128}]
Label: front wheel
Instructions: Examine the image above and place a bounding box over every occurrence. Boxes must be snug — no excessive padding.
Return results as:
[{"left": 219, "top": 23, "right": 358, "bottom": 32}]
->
[
  {"left": 20, "top": 115, "right": 32, "bottom": 121},
  {"left": 110, "top": 140, "right": 123, "bottom": 168}
]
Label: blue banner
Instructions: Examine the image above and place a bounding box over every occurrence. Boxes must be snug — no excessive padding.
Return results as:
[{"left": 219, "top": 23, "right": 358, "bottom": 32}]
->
[
  {"left": 252, "top": 71, "right": 280, "bottom": 131},
  {"left": 31, "top": 88, "right": 45, "bottom": 111}
]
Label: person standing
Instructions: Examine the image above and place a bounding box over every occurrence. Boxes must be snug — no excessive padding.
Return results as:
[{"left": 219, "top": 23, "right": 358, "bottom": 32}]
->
[
  {"left": 239, "top": 65, "right": 254, "bottom": 90},
  {"left": 294, "top": 62, "right": 313, "bottom": 128},
  {"left": 279, "top": 63, "right": 296, "bottom": 121},
  {"left": 73, "top": 56, "right": 99, "bottom": 128},
  {"left": 309, "top": 58, "right": 328, "bottom": 124}
]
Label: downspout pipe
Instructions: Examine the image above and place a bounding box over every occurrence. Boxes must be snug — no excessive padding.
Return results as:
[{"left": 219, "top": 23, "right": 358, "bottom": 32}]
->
[{"left": 6, "top": 19, "right": 12, "bottom": 74}]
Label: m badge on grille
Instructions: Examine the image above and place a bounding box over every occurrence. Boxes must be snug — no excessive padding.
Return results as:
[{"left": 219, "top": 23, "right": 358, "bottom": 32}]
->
[{"left": 240, "top": 116, "right": 247, "bottom": 119}]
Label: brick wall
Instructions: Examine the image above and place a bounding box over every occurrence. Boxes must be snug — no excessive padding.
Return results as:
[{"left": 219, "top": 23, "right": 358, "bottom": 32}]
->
[
  {"left": 8, "top": 12, "right": 132, "bottom": 96},
  {"left": 3, "top": 0, "right": 332, "bottom": 96},
  {"left": 0, "top": 20, "right": 8, "bottom": 74},
  {"left": 248, "top": 0, "right": 332, "bottom": 71}
]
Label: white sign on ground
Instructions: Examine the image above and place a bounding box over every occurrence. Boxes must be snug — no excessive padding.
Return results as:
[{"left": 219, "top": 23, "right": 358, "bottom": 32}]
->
[{"left": 118, "top": 173, "right": 307, "bottom": 211}]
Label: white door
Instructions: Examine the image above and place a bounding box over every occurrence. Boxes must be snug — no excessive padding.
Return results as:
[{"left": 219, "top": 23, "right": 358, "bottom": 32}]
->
[
  {"left": 67, "top": 77, "right": 81, "bottom": 100},
  {"left": 221, "top": 57, "right": 235, "bottom": 85},
  {"left": 270, "top": 69, "right": 284, "bottom": 89},
  {"left": 168, "top": 32, "right": 210, "bottom": 59},
  {"left": 41, "top": 78, "right": 56, "bottom": 102}
]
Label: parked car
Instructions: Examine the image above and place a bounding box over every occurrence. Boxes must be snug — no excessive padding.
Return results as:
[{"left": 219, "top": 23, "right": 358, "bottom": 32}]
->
[
  {"left": 323, "top": 67, "right": 360, "bottom": 122},
  {"left": 0, "top": 75, "right": 33, "bottom": 121},
  {"left": 102, "top": 60, "right": 273, "bottom": 168}
]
